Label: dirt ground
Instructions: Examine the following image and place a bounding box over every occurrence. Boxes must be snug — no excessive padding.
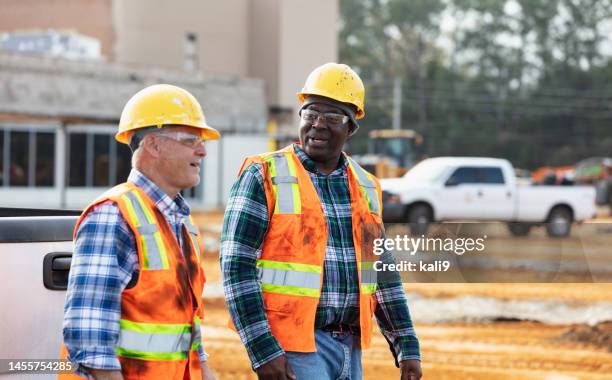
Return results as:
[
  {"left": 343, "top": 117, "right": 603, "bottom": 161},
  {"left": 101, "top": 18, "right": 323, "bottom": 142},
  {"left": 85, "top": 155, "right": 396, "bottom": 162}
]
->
[{"left": 194, "top": 211, "right": 612, "bottom": 380}]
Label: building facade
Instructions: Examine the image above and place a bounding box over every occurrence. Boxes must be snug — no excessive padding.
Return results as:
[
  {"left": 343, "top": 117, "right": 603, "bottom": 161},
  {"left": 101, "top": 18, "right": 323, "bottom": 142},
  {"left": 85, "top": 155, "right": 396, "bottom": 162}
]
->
[
  {"left": 0, "top": 0, "right": 338, "bottom": 209},
  {"left": 0, "top": 53, "right": 268, "bottom": 209}
]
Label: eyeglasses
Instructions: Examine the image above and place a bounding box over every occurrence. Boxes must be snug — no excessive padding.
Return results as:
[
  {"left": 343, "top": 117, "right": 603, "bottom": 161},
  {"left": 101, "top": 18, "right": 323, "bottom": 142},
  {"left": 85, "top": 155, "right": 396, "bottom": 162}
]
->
[
  {"left": 300, "top": 109, "right": 350, "bottom": 126},
  {"left": 155, "top": 131, "right": 204, "bottom": 148}
]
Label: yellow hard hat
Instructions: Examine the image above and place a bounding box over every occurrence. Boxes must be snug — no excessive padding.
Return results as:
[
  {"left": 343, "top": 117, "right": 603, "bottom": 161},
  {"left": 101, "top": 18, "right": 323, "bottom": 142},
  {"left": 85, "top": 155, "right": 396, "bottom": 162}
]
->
[
  {"left": 297, "top": 63, "right": 365, "bottom": 119},
  {"left": 116, "top": 84, "right": 221, "bottom": 144}
]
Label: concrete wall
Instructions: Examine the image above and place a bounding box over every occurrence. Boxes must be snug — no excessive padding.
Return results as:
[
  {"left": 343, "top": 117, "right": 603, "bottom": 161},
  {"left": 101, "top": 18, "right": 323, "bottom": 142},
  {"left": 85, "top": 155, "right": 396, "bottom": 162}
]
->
[
  {"left": 248, "top": 0, "right": 338, "bottom": 110},
  {"left": 0, "top": 53, "right": 266, "bottom": 132},
  {"left": 248, "top": 0, "right": 281, "bottom": 106},
  {"left": 113, "top": 0, "right": 249, "bottom": 77},
  {"left": 0, "top": 0, "right": 114, "bottom": 58},
  {"left": 278, "top": 0, "right": 338, "bottom": 110}
]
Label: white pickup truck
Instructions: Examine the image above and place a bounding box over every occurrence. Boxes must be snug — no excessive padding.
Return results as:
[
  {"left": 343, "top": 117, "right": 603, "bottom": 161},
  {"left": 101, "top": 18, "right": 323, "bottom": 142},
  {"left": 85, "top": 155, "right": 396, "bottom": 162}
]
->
[
  {"left": 380, "top": 157, "right": 597, "bottom": 237},
  {"left": 0, "top": 208, "right": 78, "bottom": 378}
]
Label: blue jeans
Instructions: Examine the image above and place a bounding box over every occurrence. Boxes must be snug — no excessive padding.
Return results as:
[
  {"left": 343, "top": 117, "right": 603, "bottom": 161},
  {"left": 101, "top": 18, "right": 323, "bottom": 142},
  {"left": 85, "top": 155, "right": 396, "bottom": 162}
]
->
[{"left": 285, "top": 329, "right": 362, "bottom": 380}]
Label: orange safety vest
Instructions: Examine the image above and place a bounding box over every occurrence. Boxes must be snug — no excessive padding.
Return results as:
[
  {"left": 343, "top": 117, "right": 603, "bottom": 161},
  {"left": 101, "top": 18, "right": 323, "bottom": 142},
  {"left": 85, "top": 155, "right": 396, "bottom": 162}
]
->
[
  {"left": 230, "top": 145, "right": 383, "bottom": 352},
  {"left": 59, "top": 182, "right": 206, "bottom": 380}
]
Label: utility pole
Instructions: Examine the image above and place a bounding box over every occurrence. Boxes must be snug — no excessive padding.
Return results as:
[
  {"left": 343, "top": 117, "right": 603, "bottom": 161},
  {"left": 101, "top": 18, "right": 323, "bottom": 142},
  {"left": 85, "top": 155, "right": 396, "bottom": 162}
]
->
[
  {"left": 392, "top": 76, "right": 402, "bottom": 130},
  {"left": 415, "top": 35, "right": 428, "bottom": 141}
]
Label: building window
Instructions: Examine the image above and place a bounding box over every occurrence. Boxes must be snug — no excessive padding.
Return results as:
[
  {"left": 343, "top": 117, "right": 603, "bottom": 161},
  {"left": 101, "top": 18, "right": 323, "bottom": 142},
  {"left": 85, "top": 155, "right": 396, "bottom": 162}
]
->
[
  {"left": 93, "top": 134, "right": 110, "bottom": 186},
  {"left": 116, "top": 143, "right": 132, "bottom": 183},
  {"left": 36, "top": 132, "right": 55, "bottom": 186},
  {"left": 0, "top": 131, "right": 4, "bottom": 186},
  {"left": 68, "top": 133, "right": 87, "bottom": 186},
  {"left": 9, "top": 131, "right": 29, "bottom": 186},
  {"left": 0, "top": 129, "right": 55, "bottom": 187},
  {"left": 67, "top": 131, "right": 133, "bottom": 187}
]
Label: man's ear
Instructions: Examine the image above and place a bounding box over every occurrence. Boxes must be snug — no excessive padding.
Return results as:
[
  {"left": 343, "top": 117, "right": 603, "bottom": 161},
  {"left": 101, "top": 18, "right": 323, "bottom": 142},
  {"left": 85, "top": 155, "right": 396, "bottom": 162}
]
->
[{"left": 142, "top": 134, "right": 163, "bottom": 158}]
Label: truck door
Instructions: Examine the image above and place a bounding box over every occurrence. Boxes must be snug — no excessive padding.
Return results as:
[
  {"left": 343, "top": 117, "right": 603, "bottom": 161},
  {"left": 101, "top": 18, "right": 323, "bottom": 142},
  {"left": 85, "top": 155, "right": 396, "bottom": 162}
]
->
[
  {"left": 439, "top": 166, "right": 483, "bottom": 219},
  {"left": 0, "top": 215, "right": 75, "bottom": 379},
  {"left": 476, "top": 167, "right": 514, "bottom": 220}
]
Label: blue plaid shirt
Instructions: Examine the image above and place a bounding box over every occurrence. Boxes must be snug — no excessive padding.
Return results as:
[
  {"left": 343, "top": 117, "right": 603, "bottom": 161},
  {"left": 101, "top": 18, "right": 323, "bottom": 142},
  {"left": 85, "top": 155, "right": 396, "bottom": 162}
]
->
[{"left": 63, "top": 169, "right": 207, "bottom": 378}]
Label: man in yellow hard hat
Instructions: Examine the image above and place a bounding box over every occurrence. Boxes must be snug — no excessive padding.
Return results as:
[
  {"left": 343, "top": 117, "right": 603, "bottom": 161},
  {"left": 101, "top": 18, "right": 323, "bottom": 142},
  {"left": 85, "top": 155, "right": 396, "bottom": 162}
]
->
[
  {"left": 221, "top": 63, "right": 422, "bottom": 380},
  {"left": 62, "top": 84, "right": 219, "bottom": 380}
]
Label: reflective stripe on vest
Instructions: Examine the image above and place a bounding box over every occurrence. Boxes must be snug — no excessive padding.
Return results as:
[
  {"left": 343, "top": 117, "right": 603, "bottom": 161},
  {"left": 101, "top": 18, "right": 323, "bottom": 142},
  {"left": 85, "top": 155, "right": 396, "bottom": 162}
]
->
[
  {"left": 121, "top": 191, "right": 170, "bottom": 270},
  {"left": 191, "top": 316, "right": 202, "bottom": 350},
  {"left": 116, "top": 319, "right": 196, "bottom": 361},
  {"left": 257, "top": 259, "right": 322, "bottom": 297},
  {"left": 346, "top": 156, "right": 380, "bottom": 214},
  {"left": 359, "top": 261, "right": 378, "bottom": 295},
  {"left": 184, "top": 216, "right": 201, "bottom": 262},
  {"left": 267, "top": 153, "right": 301, "bottom": 214}
]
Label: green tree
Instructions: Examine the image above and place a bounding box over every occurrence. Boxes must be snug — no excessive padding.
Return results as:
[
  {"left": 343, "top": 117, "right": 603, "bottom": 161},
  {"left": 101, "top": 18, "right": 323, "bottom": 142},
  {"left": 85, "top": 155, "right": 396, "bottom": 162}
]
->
[{"left": 340, "top": 0, "right": 612, "bottom": 169}]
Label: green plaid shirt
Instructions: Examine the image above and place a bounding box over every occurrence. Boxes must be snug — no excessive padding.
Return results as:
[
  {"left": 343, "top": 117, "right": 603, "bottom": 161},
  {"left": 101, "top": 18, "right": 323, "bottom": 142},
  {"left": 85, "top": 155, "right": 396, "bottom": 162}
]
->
[{"left": 221, "top": 144, "right": 420, "bottom": 369}]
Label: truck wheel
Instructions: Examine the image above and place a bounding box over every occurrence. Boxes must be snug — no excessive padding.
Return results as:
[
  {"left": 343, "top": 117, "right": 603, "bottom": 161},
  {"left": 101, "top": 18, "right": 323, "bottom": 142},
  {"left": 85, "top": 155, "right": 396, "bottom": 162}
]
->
[
  {"left": 546, "top": 207, "right": 572, "bottom": 238},
  {"left": 407, "top": 204, "right": 432, "bottom": 236},
  {"left": 507, "top": 222, "right": 531, "bottom": 236}
]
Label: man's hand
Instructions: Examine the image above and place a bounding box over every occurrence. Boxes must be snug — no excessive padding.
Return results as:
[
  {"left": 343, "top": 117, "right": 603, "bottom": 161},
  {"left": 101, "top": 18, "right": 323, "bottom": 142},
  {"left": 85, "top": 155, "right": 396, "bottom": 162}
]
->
[
  {"left": 400, "top": 359, "right": 422, "bottom": 380},
  {"left": 255, "top": 355, "right": 296, "bottom": 380},
  {"left": 201, "top": 361, "right": 218, "bottom": 380},
  {"left": 88, "top": 368, "right": 124, "bottom": 380}
]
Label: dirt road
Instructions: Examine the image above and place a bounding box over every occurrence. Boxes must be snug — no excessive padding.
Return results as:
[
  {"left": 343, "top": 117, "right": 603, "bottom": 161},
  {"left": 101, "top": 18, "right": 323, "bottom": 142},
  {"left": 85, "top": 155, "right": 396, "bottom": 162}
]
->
[
  {"left": 202, "top": 295, "right": 612, "bottom": 380},
  {"left": 195, "top": 212, "right": 612, "bottom": 379},
  {"left": 200, "top": 251, "right": 612, "bottom": 379}
]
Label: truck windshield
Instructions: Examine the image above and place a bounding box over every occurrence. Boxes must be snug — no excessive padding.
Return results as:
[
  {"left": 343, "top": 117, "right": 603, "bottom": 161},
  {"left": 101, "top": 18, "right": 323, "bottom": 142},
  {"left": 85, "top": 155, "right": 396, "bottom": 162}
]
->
[{"left": 402, "top": 160, "right": 448, "bottom": 183}]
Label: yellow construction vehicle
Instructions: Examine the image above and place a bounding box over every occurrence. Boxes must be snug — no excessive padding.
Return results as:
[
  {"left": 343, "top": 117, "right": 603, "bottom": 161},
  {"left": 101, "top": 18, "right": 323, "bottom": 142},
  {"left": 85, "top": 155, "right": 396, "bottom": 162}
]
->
[{"left": 354, "top": 129, "right": 423, "bottom": 178}]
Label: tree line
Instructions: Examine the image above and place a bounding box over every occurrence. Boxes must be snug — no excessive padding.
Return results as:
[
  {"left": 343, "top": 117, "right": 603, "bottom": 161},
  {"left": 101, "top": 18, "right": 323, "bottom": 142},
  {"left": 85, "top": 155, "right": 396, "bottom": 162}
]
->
[{"left": 340, "top": 0, "right": 612, "bottom": 169}]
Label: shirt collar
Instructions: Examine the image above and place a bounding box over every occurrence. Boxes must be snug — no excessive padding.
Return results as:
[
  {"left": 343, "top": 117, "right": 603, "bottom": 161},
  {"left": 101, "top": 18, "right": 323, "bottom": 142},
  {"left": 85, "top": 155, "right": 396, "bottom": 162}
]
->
[
  {"left": 293, "top": 143, "right": 348, "bottom": 175},
  {"left": 127, "top": 169, "right": 191, "bottom": 218}
]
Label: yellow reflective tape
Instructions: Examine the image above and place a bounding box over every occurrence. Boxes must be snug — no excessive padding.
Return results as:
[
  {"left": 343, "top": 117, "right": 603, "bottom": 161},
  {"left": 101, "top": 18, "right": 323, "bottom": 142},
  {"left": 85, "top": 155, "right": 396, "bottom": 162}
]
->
[
  {"left": 186, "top": 216, "right": 201, "bottom": 262},
  {"left": 190, "top": 236, "right": 201, "bottom": 262},
  {"left": 291, "top": 183, "right": 301, "bottom": 213},
  {"left": 261, "top": 283, "right": 320, "bottom": 297},
  {"left": 190, "top": 340, "right": 201, "bottom": 350},
  {"left": 116, "top": 347, "right": 188, "bottom": 361},
  {"left": 121, "top": 195, "right": 141, "bottom": 228},
  {"left": 153, "top": 231, "right": 170, "bottom": 269},
  {"left": 267, "top": 157, "right": 280, "bottom": 214},
  {"left": 361, "top": 283, "right": 377, "bottom": 294},
  {"left": 131, "top": 191, "right": 156, "bottom": 224},
  {"left": 120, "top": 319, "right": 192, "bottom": 334},
  {"left": 285, "top": 154, "right": 302, "bottom": 214},
  {"left": 360, "top": 261, "right": 376, "bottom": 270},
  {"left": 364, "top": 189, "right": 373, "bottom": 211},
  {"left": 347, "top": 160, "right": 376, "bottom": 213},
  {"left": 256, "top": 259, "right": 322, "bottom": 273},
  {"left": 122, "top": 195, "right": 150, "bottom": 269},
  {"left": 138, "top": 235, "right": 151, "bottom": 269},
  {"left": 194, "top": 315, "right": 201, "bottom": 324},
  {"left": 130, "top": 190, "right": 169, "bottom": 270}
]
